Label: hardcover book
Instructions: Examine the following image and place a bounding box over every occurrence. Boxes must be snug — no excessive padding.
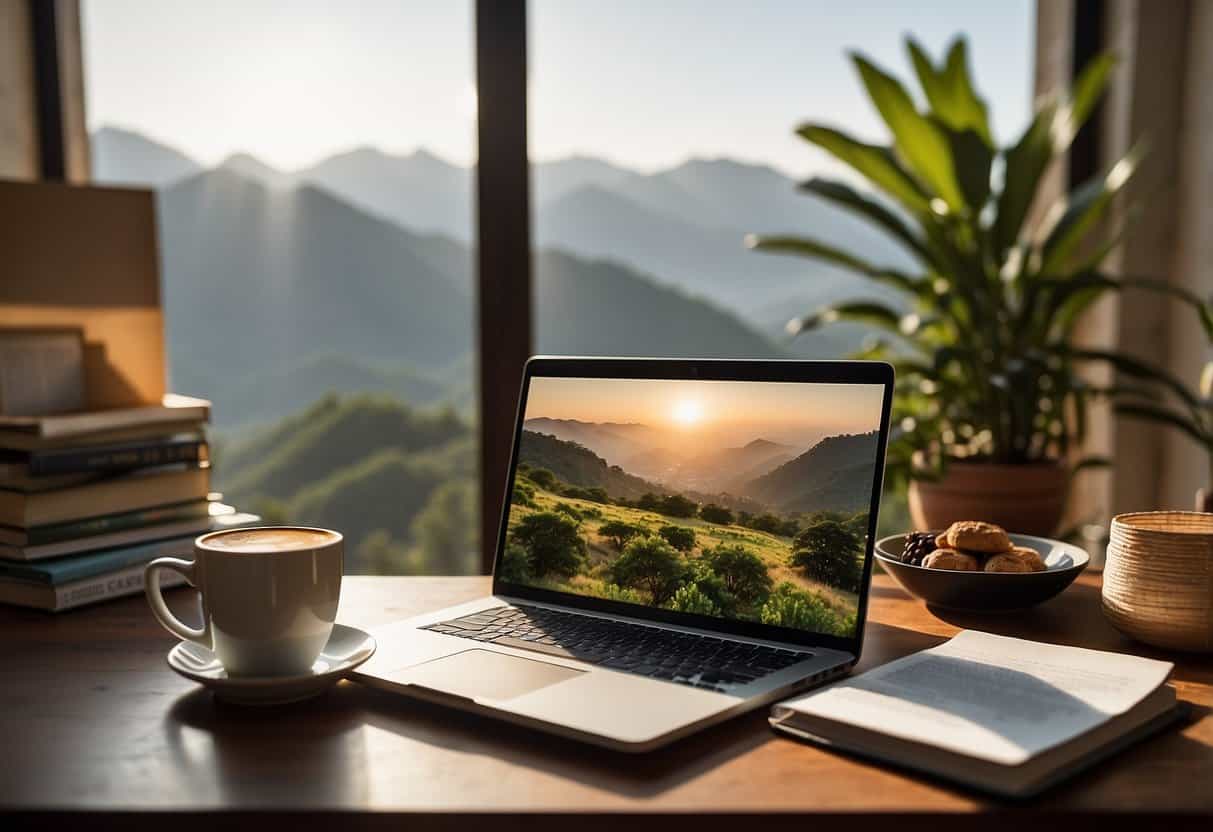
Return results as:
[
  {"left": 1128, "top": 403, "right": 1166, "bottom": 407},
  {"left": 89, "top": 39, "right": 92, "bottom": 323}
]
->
[
  {"left": 0, "top": 499, "right": 213, "bottom": 548},
  {"left": 0, "top": 560, "right": 189, "bottom": 613},
  {"left": 0, "top": 514, "right": 211, "bottom": 561},
  {"left": 0, "top": 466, "right": 210, "bottom": 527},
  {"left": 0, "top": 394, "right": 210, "bottom": 440},
  {"left": 0, "top": 420, "right": 205, "bottom": 452},
  {"left": 0, "top": 434, "right": 206, "bottom": 478}
]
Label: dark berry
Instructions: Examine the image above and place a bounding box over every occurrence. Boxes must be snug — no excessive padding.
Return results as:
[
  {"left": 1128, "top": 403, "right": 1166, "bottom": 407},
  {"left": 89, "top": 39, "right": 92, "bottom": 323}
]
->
[{"left": 902, "top": 532, "right": 937, "bottom": 565}]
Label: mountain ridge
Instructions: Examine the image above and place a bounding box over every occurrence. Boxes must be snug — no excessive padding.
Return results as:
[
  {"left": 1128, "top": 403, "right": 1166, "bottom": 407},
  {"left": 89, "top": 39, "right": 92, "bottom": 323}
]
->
[
  {"left": 745, "top": 430, "right": 880, "bottom": 513},
  {"left": 516, "top": 430, "right": 662, "bottom": 500}
]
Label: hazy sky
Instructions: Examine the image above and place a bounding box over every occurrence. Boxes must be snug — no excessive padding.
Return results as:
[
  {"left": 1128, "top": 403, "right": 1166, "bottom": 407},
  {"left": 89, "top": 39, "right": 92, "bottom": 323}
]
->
[
  {"left": 82, "top": 0, "right": 1034, "bottom": 175},
  {"left": 525, "top": 377, "right": 884, "bottom": 447}
]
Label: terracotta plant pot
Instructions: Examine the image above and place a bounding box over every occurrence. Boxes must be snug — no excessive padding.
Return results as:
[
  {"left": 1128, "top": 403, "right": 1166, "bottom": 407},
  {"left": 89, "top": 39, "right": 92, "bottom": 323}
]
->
[{"left": 907, "top": 455, "right": 1069, "bottom": 537}]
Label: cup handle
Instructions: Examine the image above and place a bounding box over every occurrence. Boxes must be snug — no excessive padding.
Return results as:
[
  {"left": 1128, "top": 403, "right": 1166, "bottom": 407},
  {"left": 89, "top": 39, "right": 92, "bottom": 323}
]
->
[{"left": 144, "top": 557, "right": 210, "bottom": 648}]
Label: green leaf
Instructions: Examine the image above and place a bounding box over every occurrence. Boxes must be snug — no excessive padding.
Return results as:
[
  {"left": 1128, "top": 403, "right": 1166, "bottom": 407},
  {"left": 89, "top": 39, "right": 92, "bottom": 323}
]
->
[
  {"left": 1039, "top": 144, "right": 1144, "bottom": 276},
  {"left": 798, "top": 178, "right": 937, "bottom": 268},
  {"left": 930, "top": 345, "right": 979, "bottom": 376},
  {"left": 849, "top": 337, "right": 894, "bottom": 361},
  {"left": 1071, "top": 456, "right": 1112, "bottom": 474},
  {"left": 993, "top": 105, "right": 1054, "bottom": 255},
  {"left": 745, "top": 234, "right": 928, "bottom": 295},
  {"left": 992, "top": 53, "right": 1115, "bottom": 258},
  {"left": 1066, "top": 210, "right": 1135, "bottom": 274},
  {"left": 1055, "top": 53, "right": 1116, "bottom": 148},
  {"left": 787, "top": 301, "right": 904, "bottom": 336},
  {"left": 1117, "top": 279, "right": 1213, "bottom": 341},
  {"left": 796, "top": 125, "right": 931, "bottom": 214},
  {"left": 1070, "top": 348, "right": 1203, "bottom": 411},
  {"left": 850, "top": 53, "right": 966, "bottom": 213},
  {"left": 1085, "top": 383, "right": 1173, "bottom": 401},
  {"left": 1040, "top": 274, "right": 1213, "bottom": 340},
  {"left": 942, "top": 39, "right": 994, "bottom": 144},
  {"left": 907, "top": 37, "right": 993, "bottom": 145},
  {"left": 939, "top": 124, "right": 993, "bottom": 212},
  {"left": 1116, "top": 402, "right": 1211, "bottom": 446}
]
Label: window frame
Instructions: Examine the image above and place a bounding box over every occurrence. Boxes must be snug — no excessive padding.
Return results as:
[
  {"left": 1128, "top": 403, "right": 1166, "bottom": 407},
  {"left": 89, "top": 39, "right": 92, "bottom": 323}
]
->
[{"left": 39, "top": 0, "right": 1102, "bottom": 574}]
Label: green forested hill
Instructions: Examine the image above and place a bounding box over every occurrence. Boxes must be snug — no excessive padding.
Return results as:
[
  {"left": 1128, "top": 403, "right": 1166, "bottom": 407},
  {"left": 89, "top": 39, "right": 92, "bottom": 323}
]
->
[
  {"left": 745, "top": 431, "right": 880, "bottom": 513},
  {"left": 214, "top": 395, "right": 475, "bottom": 574},
  {"left": 289, "top": 445, "right": 467, "bottom": 545},
  {"left": 221, "top": 394, "right": 466, "bottom": 500},
  {"left": 516, "top": 430, "right": 662, "bottom": 500}
]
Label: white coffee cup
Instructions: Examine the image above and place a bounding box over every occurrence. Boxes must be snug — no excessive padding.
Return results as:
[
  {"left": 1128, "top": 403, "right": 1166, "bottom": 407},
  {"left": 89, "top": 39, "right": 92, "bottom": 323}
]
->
[{"left": 145, "top": 526, "right": 343, "bottom": 676}]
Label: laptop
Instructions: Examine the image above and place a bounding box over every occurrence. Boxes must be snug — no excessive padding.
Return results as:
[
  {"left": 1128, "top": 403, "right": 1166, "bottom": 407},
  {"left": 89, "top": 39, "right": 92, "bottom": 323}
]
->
[{"left": 352, "top": 357, "right": 894, "bottom": 751}]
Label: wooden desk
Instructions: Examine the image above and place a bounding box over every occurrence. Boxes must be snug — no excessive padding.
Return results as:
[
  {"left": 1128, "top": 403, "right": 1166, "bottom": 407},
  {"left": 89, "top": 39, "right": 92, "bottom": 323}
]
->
[{"left": 2, "top": 573, "right": 1212, "bottom": 830}]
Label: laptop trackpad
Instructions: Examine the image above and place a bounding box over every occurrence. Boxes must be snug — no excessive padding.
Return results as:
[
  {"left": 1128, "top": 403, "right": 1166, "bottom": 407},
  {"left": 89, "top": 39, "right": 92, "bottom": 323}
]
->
[{"left": 397, "top": 649, "right": 584, "bottom": 703}]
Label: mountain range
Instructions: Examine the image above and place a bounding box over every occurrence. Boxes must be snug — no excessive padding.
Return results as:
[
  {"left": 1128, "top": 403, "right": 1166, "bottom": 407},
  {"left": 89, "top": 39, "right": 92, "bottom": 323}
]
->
[
  {"left": 523, "top": 417, "right": 799, "bottom": 495},
  {"left": 151, "top": 162, "right": 784, "bottom": 427},
  {"left": 93, "top": 126, "right": 906, "bottom": 350},
  {"left": 520, "top": 420, "right": 877, "bottom": 514}
]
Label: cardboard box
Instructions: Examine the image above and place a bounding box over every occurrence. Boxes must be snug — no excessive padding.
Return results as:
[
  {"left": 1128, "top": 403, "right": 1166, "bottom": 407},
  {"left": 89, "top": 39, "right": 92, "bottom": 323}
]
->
[{"left": 0, "top": 180, "right": 166, "bottom": 409}]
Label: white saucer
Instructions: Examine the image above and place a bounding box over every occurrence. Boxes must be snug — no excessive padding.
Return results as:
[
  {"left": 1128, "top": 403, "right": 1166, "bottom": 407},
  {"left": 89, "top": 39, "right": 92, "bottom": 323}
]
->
[{"left": 167, "top": 623, "right": 377, "bottom": 705}]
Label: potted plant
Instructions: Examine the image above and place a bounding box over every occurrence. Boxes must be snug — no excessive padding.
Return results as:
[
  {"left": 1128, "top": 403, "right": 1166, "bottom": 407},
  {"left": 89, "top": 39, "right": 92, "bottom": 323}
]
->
[{"left": 749, "top": 37, "right": 1213, "bottom": 535}]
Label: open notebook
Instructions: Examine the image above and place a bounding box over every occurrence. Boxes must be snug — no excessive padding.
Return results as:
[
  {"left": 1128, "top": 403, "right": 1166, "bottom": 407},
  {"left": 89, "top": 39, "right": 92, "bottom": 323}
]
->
[{"left": 770, "top": 630, "right": 1183, "bottom": 798}]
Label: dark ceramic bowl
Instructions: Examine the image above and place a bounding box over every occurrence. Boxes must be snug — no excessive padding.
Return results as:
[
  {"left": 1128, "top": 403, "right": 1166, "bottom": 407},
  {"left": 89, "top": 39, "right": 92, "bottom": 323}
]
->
[{"left": 874, "top": 533, "right": 1089, "bottom": 612}]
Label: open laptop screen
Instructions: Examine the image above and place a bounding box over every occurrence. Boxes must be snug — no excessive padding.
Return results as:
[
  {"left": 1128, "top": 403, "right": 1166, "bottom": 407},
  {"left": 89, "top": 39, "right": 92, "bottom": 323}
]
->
[{"left": 497, "top": 367, "right": 888, "bottom": 644}]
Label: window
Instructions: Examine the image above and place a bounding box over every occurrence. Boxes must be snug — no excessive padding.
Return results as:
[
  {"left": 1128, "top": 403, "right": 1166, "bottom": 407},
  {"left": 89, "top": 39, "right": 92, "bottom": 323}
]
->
[
  {"left": 528, "top": 0, "right": 1035, "bottom": 534},
  {"left": 82, "top": 0, "right": 480, "bottom": 575}
]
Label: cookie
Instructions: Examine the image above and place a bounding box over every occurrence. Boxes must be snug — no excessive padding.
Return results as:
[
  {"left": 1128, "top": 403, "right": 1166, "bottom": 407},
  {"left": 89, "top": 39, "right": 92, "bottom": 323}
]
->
[
  {"left": 922, "top": 549, "right": 980, "bottom": 571},
  {"left": 934, "top": 533, "right": 950, "bottom": 549},
  {"left": 1005, "top": 545, "right": 1046, "bottom": 571},
  {"left": 984, "top": 552, "right": 1043, "bottom": 573},
  {"left": 941, "top": 521, "right": 1012, "bottom": 553}
]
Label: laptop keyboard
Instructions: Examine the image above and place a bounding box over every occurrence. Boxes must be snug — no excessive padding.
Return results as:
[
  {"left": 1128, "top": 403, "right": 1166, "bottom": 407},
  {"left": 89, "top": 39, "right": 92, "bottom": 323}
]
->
[{"left": 421, "top": 603, "right": 813, "bottom": 693}]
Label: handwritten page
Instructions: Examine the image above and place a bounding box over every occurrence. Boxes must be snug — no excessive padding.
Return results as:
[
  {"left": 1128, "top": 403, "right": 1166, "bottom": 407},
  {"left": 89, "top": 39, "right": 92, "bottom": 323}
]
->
[{"left": 775, "top": 630, "right": 1173, "bottom": 766}]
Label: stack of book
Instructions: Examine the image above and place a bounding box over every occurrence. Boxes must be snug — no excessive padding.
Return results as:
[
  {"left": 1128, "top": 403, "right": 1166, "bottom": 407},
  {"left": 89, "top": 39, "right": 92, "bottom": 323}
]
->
[{"left": 0, "top": 395, "right": 258, "bottom": 611}]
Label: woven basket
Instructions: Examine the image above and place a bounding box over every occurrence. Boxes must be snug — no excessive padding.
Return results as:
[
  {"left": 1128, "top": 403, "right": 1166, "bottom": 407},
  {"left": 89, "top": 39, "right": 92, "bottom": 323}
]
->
[{"left": 1103, "top": 511, "right": 1213, "bottom": 652}]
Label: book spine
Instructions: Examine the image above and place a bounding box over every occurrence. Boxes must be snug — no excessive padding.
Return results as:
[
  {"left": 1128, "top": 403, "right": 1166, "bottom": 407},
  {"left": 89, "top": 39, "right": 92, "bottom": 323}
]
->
[
  {"left": 28, "top": 439, "right": 206, "bottom": 476},
  {"left": 54, "top": 563, "right": 188, "bottom": 612},
  {"left": 22, "top": 500, "right": 210, "bottom": 546}
]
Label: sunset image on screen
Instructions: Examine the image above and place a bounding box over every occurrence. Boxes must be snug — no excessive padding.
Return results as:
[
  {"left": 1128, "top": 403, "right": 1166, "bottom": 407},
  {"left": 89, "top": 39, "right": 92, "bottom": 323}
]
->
[{"left": 502, "top": 377, "right": 885, "bottom": 638}]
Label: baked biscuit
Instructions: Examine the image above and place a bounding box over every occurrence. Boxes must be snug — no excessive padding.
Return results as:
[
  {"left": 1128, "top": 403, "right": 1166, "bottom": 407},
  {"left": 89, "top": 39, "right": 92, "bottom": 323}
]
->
[
  {"left": 1005, "top": 545, "right": 1046, "bottom": 571},
  {"left": 984, "top": 552, "right": 1043, "bottom": 573},
  {"left": 935, "top": 533, "right": 950, "bottom": 549},
  {"left": 922, "top": 549, "right": 980, "bottom": 571},
  {"left": 941, "top": 521, "right": 1012, "bottom": 553}
]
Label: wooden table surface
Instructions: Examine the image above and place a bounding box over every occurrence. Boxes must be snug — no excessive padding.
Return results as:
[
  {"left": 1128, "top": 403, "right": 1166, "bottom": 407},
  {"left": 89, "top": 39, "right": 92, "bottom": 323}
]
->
[{"left": 3, "top": 572, "right": 1212, "bottom": 830}]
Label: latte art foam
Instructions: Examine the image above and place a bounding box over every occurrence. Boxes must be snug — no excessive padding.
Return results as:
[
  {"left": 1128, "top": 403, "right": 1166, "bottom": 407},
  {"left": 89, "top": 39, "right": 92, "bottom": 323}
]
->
[{"left": 203, "top": 527, "right": 338, "bottom": 553}]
